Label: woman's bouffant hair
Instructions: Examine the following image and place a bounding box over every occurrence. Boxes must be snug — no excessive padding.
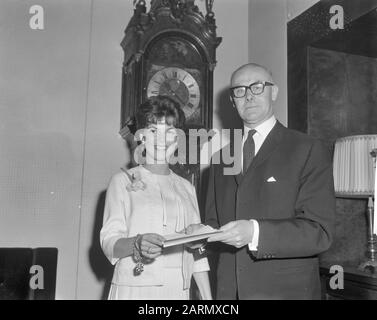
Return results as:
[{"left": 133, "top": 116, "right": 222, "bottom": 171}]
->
[{"left": 135, "top": 95, "right": 186, "bottom": 131}]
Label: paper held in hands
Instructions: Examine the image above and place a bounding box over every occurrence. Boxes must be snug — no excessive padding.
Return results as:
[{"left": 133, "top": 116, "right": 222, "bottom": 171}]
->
[{"left": 163, "top": 225, "right": 222, "bottom": 248}]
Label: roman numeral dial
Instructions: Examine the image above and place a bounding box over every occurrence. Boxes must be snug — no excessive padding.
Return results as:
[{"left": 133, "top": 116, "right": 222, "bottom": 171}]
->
[{"left": 147, "top": 67, "right": 200, "bottom": 120}]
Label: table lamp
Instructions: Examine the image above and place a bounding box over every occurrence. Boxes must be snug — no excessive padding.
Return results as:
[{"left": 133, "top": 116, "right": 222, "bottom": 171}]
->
[{"left": 333, "top": 135, "right": 377, "bottom": 271}]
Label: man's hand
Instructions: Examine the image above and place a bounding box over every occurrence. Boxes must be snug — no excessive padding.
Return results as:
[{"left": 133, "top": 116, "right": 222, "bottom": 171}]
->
[{"left": 207, "top": 220, "right": 254, "bottom": 248}]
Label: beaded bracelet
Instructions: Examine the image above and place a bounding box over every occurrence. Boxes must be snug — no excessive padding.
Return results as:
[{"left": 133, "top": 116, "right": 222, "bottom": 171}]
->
[{"left": 133, "top": 234, "right": 144, "bottom": 275}]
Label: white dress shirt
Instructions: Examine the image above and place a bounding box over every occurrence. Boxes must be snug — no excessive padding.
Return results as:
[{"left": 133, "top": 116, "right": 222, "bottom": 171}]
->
[{"left": 242, "top": 116, "right": 277, "bottom": 251}]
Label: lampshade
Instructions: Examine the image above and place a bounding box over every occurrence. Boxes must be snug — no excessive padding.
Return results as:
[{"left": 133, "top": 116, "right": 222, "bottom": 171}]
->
[{"left": 333, "top": 135, "right": 377, "bottom": 197}]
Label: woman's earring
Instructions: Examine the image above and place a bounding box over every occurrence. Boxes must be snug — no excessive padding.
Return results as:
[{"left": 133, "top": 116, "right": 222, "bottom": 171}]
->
[
  {"left": 133, "top": 142, "right": 146, "bottom": 165},
  {"left": 140, "top": 136, "right": 146, "bottom": 158}
]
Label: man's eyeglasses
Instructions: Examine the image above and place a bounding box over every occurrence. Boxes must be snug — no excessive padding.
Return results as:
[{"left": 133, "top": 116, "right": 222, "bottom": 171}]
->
[{"left": 230, "top": 81, "right": 274, "bottom": 98}]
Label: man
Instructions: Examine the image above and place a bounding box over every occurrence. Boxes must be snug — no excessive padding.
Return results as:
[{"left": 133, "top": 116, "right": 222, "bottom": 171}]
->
[{"left": 204, "top": 63, "right": 335, "bottom": 299}]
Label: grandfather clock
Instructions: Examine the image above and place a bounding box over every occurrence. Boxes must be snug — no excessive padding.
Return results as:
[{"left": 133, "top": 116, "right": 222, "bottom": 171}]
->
[{"left": 120, "top": 0, "right": 221, "bottom": 192}]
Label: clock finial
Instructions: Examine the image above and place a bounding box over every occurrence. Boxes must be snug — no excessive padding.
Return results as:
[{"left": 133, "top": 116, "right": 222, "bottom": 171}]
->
[
  {"left": 133, "top": 0, "right": 146, "bottom": 11},
  {"left": 205, "top": 0, "right": 216, "bottom": 27}
]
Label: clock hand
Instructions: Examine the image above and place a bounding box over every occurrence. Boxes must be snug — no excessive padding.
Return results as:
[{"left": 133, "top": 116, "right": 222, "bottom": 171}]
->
[
  {"left": 165, "top": 83, "right": 186, "bottom": 105},
  {"left": 171, "top": 91, "right": 186, "bottom": 105}
]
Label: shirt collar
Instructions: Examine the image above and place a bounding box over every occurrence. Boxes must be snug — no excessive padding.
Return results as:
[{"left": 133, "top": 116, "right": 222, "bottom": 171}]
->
[{"left": 244, "top": 115, "right": 277, "bottom": 139}]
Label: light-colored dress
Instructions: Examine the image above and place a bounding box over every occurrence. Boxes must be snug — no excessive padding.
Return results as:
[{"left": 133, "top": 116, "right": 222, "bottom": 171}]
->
[{"left": 100, "top": 166, "right": 209, "bottom": 300}]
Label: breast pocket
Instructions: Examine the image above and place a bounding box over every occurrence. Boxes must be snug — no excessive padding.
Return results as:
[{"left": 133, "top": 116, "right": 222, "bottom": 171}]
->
[{"left": 262, "top": 176, "right": 297, "bottom": 219}]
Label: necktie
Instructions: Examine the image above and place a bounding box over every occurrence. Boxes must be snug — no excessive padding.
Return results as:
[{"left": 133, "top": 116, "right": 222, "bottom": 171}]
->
[{"left": 243, "top": 129, "right": 256, "bottom": 174}]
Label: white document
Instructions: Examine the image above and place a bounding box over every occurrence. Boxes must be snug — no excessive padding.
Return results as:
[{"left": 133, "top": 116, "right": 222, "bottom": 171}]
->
[{"left": 163, "top": 225, "right": 222, "bottom": 248}]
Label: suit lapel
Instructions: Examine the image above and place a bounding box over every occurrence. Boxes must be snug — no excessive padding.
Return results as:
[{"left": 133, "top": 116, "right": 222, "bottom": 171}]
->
[
  {"left": 239, "top": 121, "right": 285, "bottom": 186},
  {"left": 235, "top": 171, "right": 242, "bottom": 185},
  {"left": 232, "top": 128, "right": 244, "bottom": 186},
  {"left": 215, "top": 135, "right": 242, "bottom": 188}
]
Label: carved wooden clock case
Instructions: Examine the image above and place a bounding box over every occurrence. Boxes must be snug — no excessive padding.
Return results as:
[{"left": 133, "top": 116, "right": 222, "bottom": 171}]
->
[{"left": 120, "top": 0, "right": 221, "bottom": 193}]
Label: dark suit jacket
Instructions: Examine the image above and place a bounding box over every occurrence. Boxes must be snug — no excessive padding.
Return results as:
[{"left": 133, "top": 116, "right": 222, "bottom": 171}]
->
[{"left": 205, "top": 121, "right": 335, "bottom": 300}]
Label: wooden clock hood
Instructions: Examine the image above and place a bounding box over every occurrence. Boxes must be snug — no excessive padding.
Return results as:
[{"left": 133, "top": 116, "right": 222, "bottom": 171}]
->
[{"left": 121, "top": 0, "right": 222, "bottom": 73}]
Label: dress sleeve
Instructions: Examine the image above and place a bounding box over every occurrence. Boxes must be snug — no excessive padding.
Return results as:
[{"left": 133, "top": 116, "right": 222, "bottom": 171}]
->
[{"left": 100, "top": 173, "right": 130, "bottom": 265}]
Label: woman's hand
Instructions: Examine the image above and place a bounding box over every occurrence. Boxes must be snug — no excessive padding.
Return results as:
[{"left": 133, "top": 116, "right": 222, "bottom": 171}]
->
[{"left": 136, "top": 233, "right": 165, "bottom": 259}]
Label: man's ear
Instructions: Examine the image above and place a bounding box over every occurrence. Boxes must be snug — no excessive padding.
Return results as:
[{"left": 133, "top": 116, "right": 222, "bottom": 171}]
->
[
  {"left": 271, "top": 85, "right": 279, "bottom": 102},
  {"left": 230, "top": 95, "right": 236, "bottom": 108}
]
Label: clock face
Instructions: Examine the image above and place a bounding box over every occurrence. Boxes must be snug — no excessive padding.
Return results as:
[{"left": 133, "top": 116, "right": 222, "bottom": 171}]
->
[{"left": 146, "top": 67, "right": 201, "bottom": 121}]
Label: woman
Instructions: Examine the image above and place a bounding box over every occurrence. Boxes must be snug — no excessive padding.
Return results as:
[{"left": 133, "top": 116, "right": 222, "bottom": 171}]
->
[{"left": 100, "top": 95, "right": 212, "bottom": 300}]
